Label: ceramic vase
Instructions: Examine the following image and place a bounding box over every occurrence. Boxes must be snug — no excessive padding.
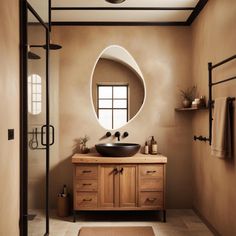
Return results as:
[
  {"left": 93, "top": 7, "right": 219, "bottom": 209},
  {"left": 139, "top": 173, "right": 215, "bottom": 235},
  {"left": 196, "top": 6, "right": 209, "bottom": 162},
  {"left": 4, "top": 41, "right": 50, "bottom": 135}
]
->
[{"left": 182, "top": 99, "right": 191, "bottom": 108}]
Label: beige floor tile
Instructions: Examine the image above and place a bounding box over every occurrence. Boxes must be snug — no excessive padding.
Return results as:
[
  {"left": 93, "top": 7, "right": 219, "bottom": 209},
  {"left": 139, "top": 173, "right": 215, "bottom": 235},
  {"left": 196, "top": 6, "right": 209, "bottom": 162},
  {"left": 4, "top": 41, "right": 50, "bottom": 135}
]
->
[{"left": 28, "top": 209, "right": 213, "bottom": 236}]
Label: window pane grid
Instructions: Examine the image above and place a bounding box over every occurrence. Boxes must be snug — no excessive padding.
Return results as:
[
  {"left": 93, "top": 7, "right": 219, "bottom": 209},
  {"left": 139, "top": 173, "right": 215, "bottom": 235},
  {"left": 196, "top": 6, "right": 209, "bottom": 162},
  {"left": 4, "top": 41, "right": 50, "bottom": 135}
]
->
[
  {"left": 28, "top": 74, "right": 42, "bottom": 115},
  {"left": 97, "top": 85, "right": 128, "bottom": 129}
]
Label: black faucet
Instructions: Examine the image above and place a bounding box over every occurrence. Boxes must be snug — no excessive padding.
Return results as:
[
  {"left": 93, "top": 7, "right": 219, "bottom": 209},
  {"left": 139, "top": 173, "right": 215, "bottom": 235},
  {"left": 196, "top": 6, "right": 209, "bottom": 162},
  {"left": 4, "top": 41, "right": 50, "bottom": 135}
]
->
[
  {"left": 123, "top": 132, "right": 129, "bottom": 138},
  {"left": 114, "top": 131, "right": 121, "bottom": 141}
]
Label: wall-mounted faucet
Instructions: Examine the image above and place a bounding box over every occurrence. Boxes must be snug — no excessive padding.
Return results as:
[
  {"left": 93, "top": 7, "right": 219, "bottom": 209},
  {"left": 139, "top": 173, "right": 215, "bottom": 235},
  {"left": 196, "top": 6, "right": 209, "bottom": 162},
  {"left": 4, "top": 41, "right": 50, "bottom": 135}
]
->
[
  {"left": 114, "top": 131, "right": 121, "bottom": 141},
  {"left": 106, "top": 132, "right": 111, "bottom": 137},
  {"left": 123, "top": 132, "right": 129, "bottom": 138}
]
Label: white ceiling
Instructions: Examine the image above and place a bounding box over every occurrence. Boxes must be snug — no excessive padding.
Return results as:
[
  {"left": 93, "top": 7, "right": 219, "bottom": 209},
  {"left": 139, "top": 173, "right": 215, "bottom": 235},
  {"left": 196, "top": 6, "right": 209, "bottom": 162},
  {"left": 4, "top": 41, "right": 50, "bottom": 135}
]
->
[
  {"left": 51, "top": 0, "right": 199, "bottom": 23},
  {"left": 27, "top": 0, "right": 203, "bottom": 23},
  {"left": 52, "top": 10, "right": 192, "bottom": 22}
]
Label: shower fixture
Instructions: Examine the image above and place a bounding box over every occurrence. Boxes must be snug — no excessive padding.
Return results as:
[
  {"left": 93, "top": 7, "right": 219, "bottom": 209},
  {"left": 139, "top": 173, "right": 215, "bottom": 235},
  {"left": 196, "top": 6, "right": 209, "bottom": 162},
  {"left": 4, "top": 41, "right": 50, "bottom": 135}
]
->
[
  {"left": 28, "top": 46, "right": 41, "bottom": 60},
  {"left": 46, "top": 43, "right": 62, "bottom": 50},
  {"left": 30, "top": 43, "right": 62, "bottom": 50}
]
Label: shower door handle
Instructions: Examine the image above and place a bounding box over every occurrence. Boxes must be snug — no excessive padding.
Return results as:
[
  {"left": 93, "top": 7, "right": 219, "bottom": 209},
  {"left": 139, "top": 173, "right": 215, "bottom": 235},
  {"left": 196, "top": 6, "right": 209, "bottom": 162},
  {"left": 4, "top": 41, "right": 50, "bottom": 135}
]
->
[
  {"left": 41, "top": 125, "right": 47, "bottom": 146},
  {"left": 41, "top": 125, "right": 55, "bottom": 146},
  {"left": 49, "top": 125, "right": 55, "bottom": 146}
]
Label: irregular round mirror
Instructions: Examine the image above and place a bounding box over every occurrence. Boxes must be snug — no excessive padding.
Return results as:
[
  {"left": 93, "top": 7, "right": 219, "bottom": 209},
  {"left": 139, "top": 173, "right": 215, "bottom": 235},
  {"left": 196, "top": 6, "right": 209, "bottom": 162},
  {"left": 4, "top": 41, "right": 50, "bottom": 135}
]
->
[{"left": 91, "top": 45, "right": 146, "bottom": 130}]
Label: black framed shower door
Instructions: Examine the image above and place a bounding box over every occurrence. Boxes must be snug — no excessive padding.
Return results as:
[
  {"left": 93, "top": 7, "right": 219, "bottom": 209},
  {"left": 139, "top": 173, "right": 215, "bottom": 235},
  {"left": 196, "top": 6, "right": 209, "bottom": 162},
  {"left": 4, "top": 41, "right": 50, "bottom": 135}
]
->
[{"left": 20, "top": 0, "right": 51, "bottom": 235}]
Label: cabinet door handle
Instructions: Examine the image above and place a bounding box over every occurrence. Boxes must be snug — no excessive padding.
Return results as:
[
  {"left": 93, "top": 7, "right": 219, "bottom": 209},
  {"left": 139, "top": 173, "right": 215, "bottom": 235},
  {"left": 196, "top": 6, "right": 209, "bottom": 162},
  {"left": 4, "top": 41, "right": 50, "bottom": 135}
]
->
[
  {"left": 82, "top": 170, "right": 92, "bottom": 173},
  {"left": 113, "top": 168, "right": 118, "bottom": 174},
  {"left": 146, "top": 170, "right": 156, "bottom": 174},
  {"left": 119, "top": 168, "right": 124, "bottom": 174},
  {"left": 147, "top": 198, "right": 156, "bottom": 201},
  {"left": 82, "top": 183, "right": 92, "bottom": 186},
  {"left": 83, "top": 198, "right": 92, "bottom": 202}
]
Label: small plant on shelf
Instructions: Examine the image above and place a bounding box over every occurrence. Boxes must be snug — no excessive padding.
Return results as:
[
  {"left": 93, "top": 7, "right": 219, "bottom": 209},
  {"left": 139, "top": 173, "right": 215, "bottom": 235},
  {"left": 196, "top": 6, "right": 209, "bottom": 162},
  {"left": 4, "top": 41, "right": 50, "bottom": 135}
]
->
[
  {"left": 79, "top": 135, "right": 90, "bottom": 154},
  {"left": 180, "top": 85, "right": 197, "bottom": 108}
]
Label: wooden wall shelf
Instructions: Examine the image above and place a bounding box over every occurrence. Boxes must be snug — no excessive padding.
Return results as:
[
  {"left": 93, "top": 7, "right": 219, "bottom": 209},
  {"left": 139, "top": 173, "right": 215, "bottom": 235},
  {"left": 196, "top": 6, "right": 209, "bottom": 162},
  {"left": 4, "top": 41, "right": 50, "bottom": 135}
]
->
[{"left": 175, "top": 107, "right": 207, "bottom": 112}]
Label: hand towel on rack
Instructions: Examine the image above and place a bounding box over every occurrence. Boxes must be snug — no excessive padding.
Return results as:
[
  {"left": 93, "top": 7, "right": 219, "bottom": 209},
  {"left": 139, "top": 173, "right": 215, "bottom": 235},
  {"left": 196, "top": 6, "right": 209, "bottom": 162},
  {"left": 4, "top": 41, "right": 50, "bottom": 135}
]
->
[{"left": 211, "top": 97, "right": 233, "bottom": 158}]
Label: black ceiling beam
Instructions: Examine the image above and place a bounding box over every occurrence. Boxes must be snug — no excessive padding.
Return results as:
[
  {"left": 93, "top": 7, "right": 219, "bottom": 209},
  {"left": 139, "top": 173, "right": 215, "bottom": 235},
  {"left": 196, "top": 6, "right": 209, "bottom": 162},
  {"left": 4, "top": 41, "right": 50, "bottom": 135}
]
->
[
  {"left": 186, "top": 0, "right": 208, "bottom": 25},
  {"left": 51, "top": 7, "right": 194, "bottom": 11},
  {"left": 51, "top": 21, "right": 189, "bottom": 26}
]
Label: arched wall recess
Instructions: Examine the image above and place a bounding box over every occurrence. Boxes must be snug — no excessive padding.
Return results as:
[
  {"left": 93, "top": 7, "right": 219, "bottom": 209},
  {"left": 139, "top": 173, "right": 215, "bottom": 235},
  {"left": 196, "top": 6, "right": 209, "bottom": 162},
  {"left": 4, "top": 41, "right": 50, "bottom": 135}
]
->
[{"left": 90, "top": 45, "right": 146, "bottom": 130}]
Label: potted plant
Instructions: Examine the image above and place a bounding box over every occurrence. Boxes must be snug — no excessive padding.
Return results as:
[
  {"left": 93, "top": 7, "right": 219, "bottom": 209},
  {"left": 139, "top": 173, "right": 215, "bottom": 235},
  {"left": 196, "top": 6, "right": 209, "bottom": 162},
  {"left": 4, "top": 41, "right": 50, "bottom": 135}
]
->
[
  {"left": 180, "top": 86, "right": 197, "bottom": 108},
  {"left": 79, "top": 135, "right": 90, "bottom": 154}
]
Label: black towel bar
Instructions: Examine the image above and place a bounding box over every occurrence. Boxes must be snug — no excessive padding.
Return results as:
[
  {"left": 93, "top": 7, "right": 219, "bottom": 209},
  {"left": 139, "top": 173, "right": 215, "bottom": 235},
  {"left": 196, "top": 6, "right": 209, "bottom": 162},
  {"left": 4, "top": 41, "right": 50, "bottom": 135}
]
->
[{"left": 193, "top": 54, "right": 236, "bottom": 145}]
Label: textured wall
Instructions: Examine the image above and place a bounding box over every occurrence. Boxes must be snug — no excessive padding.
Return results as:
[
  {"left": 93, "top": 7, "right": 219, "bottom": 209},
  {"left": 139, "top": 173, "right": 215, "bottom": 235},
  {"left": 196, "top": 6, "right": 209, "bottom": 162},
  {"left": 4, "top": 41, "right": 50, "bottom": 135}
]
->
[
  {"left": 0, "top": 1, "right": 19, "bottom": 235},
  {"left": 52, "top": 26, "right": 193, "bottom": 208},
  {"left": 192, "top": 0, "right": 236, "bottom": 235}
]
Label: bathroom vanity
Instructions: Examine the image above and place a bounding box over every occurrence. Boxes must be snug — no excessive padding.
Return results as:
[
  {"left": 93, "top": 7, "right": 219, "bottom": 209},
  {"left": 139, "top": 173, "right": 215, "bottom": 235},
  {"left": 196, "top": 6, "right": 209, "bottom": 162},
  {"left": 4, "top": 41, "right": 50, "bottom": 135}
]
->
[{"left": 72, "top": 153, "right": 167, "bottom": 222}]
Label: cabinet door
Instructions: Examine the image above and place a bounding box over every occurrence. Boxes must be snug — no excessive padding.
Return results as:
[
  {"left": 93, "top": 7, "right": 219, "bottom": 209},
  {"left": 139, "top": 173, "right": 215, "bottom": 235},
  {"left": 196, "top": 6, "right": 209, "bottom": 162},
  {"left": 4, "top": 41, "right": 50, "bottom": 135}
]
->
[
  {"left": 99, "top": 165, "right": 118, "bottom": 208},
  {"left": 119, "top": 165, "right": 137, "bottom": 208}
]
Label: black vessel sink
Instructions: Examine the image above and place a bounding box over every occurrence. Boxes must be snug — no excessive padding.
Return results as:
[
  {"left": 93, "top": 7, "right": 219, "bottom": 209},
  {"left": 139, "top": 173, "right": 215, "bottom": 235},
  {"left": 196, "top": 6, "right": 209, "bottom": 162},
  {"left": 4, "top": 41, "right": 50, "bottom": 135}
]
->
[{"left": 95, "top": 143, "right": 141, "bottom": 157}]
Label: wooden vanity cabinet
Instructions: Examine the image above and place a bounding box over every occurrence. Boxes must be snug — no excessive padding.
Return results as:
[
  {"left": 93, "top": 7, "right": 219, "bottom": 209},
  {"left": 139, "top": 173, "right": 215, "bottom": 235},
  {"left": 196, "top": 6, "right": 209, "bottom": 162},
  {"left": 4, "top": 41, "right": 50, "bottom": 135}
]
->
[{"left": 72, "top": 154, "right": 167, "bottom": 222}]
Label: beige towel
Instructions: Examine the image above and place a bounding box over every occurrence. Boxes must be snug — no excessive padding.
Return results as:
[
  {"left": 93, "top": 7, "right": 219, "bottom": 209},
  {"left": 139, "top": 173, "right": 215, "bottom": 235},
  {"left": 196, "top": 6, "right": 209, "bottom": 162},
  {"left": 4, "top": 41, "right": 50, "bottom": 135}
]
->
[{"left": 211, "top": 97, "right": 233, "bottom": 158}]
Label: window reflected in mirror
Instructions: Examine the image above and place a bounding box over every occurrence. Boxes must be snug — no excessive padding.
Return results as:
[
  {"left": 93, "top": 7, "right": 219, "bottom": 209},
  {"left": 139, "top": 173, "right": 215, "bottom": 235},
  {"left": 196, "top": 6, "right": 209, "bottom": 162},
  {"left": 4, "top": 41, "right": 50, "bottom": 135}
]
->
[{"left": 97, "top": 85, "right": 128, "bottom": 129}]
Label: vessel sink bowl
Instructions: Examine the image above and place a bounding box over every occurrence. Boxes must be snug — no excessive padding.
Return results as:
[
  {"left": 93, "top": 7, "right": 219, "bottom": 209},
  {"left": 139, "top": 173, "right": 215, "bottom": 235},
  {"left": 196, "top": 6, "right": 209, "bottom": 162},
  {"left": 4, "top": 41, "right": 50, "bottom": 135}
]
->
[{"left": 95, "top": 143, "right": 141, "bottom": 157}]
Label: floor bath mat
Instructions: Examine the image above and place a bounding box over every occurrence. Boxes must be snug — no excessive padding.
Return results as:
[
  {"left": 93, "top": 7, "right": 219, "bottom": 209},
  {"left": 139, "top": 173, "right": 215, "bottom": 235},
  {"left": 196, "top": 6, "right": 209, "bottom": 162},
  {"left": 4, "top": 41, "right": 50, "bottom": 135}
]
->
[{"left": 78, "top": 226, "right": 155, "bottom": 236}]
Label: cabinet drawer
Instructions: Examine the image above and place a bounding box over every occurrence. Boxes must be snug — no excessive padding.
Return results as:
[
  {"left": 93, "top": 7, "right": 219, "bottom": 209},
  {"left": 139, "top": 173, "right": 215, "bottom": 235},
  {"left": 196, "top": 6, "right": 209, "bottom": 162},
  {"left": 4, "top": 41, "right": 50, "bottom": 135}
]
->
[
  {"left": 75, "top": 165, "right": 98, "bottom": 179},
  {"left": 140, "top": 165, "right": 163, "bottom": 178},
  {"left": 140, "top": 178, "right": 163, "bottom": 191},
  {"left": 76, "top": 180, "right": 98, "bottom": 191},
  {"left": 140, "top": 192, "right": 163, "bottom": 209},
  {"left": 75, "top": 192, "right": 97, "bottom": 209}
]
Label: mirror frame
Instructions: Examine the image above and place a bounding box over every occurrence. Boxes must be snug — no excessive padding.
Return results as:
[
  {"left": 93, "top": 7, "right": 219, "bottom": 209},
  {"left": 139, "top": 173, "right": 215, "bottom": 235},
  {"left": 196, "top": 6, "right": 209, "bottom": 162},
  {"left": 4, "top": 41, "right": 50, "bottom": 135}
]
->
[{"left": 90, "top": 45, "right": 146, "bottom": 130}]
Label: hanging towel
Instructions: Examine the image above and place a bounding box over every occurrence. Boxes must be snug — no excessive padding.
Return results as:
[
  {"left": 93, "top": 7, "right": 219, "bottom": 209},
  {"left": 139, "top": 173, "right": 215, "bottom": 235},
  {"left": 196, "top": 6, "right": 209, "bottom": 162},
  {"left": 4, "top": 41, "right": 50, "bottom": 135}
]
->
[{"left": 211, "top": 97, "right": 233, "bottom": 158}]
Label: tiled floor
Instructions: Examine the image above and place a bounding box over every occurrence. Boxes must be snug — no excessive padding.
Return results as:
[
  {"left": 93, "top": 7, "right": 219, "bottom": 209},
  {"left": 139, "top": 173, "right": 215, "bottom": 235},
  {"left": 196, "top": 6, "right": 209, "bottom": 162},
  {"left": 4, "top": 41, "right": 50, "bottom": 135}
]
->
[{"left": 28, "top": 209, "right": 214, "bottom": 236}]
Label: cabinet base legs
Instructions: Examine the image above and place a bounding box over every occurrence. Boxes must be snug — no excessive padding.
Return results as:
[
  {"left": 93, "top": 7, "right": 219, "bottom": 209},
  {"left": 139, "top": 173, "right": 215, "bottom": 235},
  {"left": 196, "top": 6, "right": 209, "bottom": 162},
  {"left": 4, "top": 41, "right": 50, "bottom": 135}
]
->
[
  {"left": 73, "top": 210, "right": 76, "bottom": 222},
  {"left": 163, "top": 210, "right": 166, "bottom": 222}
]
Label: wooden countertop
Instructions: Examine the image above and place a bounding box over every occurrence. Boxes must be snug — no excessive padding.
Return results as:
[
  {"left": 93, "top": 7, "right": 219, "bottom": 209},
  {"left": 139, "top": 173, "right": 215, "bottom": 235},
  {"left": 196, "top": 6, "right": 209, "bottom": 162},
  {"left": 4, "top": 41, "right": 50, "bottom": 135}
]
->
[{"left": 72, "top": 152, "right": 167, "bottom": 164}]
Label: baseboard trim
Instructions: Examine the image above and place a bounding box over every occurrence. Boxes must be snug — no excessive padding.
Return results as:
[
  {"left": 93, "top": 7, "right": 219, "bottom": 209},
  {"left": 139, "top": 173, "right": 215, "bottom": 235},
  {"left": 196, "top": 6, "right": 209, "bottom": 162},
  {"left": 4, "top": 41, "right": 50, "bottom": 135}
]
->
[{"left": 193, "top": 207, "right": 221, "bottom": 236}]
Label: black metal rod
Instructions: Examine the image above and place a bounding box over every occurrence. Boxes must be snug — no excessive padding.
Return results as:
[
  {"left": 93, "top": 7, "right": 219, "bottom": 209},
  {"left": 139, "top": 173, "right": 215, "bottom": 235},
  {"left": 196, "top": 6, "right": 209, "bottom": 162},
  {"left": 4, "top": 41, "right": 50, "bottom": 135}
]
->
[
  {"left": 186, "top": 0, "right": 208, "bottom": 25},
  {"left": 210, "top": 97, "right": 235, "bottom": 103},
  {"left": 45, "top": 26, "right": 50, "bottom": 235},
  {"left": 211, "top": 76, "right": 236, "bottom": 86},
  {"left": 30, "top": 44, "right": 44, "bottom": 48},
  {"left": 211, "top": 55, "right": 236, "bottom": 69},
  {"left": 20, "top": 1, "right": 28, "bottom": 235},
  {"left": 27, "top": 2, "right": 49, "bottom": 30},
  {"left": 49, "top": 0, "right": 51, "bottom": 32},
  {"left": 51, "top": 6, "right": 195, "bottom": 11},
  {"left": 194, "top": 136, "right": 210, "bottom": 142},
  {"left": 208, "top": 62, "right": 213, "bottom": 145}
]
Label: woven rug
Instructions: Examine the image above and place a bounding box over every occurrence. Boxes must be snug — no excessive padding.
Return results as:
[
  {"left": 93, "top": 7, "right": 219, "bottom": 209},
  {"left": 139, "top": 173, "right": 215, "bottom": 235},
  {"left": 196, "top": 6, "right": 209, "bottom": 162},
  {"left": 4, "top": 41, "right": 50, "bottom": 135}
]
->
[{"left": 78, "top": 226, "right": 155, "bottom": 236}]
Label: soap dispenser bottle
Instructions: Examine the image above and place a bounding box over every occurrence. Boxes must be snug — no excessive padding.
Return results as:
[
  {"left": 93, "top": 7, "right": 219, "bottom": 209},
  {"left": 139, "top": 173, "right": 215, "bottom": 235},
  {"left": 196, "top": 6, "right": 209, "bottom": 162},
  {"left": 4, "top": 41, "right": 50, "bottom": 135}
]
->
[
  {"left": 144, "top": 141, "right": 149, "bottom": 155},
  {"left": 150, "top": 136, "right": 158, "bottom": 155},
  {"left": 150, "top": 136, "right": 155, "bottom": 154},
  {"left": 152, "top": 140, "right": 158, "bottom": 155}
]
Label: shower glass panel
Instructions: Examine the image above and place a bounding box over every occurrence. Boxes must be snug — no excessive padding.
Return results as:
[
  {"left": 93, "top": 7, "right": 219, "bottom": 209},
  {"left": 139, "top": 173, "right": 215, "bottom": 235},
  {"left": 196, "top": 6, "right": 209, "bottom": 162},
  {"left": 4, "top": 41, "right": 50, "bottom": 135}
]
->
[{"left": 27, "top": 9, "right": 47, "bottom": 235}]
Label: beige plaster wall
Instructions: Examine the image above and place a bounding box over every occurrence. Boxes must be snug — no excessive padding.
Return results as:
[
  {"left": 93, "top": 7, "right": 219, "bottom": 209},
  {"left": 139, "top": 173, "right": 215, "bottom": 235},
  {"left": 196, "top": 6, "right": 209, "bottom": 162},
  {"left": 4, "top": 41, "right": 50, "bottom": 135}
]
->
[
  {"left": 0, "top": 1, "right": 19, "bottom": 235},
  {"left": 52, "top": 26, "right": 194, "bottom": 208},
  {"left": 92, "top": 58, "right": 144, "bottom": 120},
  {"left": 192, "top": 0, "right": 236, "bottom": 235}
]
